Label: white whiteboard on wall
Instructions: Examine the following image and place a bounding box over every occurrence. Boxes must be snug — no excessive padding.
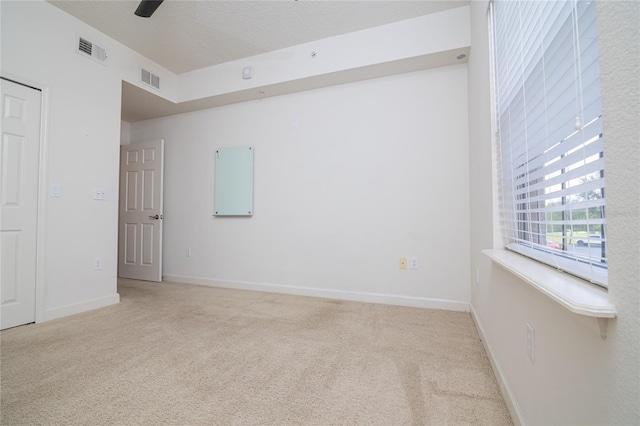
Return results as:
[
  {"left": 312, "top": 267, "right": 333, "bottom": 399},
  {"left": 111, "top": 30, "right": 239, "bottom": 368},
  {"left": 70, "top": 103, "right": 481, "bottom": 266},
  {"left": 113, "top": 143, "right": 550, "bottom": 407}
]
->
[{"left": 214, "top": 146, "right": 254, "bottom": 216}]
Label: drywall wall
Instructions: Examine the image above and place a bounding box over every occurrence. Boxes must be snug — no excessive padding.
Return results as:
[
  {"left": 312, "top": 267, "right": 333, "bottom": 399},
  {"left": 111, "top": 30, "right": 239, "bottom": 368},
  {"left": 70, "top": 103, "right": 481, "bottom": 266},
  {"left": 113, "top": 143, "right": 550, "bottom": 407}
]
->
[
  {"left": 0, "top": 0, "right": 470, "bottom": 323},
  {"left": 0, "top": 1, "right": 171, "bottom": 320},
  {"left": 120, "top": 121, "right": 131, "bottom": 145},
  {"left": 468, "top": 1, "right": 640, "bottom": 424},
  {"left": 596, "top": 1, "right": 640, "bottom": 421},
  {"left": 2, "top": 0, "right": 119, "bottom": 318},
  {"left": 177, "top": 6, "right": 470, "bottom": 103},
  {"left": 130, "top": 65, "right": 471, "bottom": 309}
]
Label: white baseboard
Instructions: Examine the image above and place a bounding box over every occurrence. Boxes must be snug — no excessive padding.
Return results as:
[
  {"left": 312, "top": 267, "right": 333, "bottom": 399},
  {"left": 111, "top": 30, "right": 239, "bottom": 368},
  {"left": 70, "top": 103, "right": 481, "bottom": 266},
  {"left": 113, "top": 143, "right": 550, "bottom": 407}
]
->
[
  {"left": 163, "top": 274, "right": 470, "bottom": 312},
  {"left": 43, "top": 293, "right": 120, "bottom": 322},
  {"left": 471, "top": 306, "right": 525, "bottom": 426}
]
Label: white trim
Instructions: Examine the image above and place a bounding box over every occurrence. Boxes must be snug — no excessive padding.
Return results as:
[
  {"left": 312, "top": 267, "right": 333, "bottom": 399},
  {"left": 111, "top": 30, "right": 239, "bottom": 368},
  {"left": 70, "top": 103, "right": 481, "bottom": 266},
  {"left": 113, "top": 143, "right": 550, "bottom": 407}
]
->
[
  {"left": 44, "top": 293, "right": 120, "bottom": 322},
  {"left": 505, "top": 243, "right": 608, "bottom": 288},
  {"left": 483, "top": 249, "right": 615, "bottom": 318},
  {"left": 35, "top": 86, "right": 50, "bottom": 324},
  {"left": 471, "top": 306, "right": 526, "bottom": 426},
  {"left": 163, "top": 274, "right": 471, "bottom": 312},
  {"left": 1, "top": 76, "right": 50, "bottom": 324}
]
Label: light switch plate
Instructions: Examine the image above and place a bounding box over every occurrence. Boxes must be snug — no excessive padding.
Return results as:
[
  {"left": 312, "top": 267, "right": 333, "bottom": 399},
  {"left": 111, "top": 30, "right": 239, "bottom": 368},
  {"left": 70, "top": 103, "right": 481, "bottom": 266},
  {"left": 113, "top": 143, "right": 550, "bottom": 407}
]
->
[{"left": 51, "top": 184, "right": 61, "bottom": 197}]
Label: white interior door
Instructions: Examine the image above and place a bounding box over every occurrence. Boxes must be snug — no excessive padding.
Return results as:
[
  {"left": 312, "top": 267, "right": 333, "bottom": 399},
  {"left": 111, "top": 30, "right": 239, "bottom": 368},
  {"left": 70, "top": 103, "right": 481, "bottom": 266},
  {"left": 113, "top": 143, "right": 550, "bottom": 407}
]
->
[
  {"left": 118, "top": 140, "right": 164, "bottom": 282},
  {"left": 1, "top": 78, "right": 41, "bottom": 330}
]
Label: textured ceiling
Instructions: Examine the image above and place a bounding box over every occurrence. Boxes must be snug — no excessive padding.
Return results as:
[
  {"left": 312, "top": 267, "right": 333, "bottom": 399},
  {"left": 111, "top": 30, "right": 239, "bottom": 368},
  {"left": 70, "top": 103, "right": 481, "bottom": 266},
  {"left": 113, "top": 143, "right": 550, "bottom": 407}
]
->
[{"left": 49, "top": 0, "right": 468, "bottom": 74}]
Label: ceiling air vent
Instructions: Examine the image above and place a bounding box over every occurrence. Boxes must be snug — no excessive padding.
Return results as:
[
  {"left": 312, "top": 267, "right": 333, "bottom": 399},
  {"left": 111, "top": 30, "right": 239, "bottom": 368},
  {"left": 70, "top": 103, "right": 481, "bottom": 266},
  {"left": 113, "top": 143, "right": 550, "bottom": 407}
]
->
[
  {"left": 76, "top": 35, "right": 108, "bottom": 65},
  {"left": 141, "top": 68, "right": 160, "bottom": 90}
]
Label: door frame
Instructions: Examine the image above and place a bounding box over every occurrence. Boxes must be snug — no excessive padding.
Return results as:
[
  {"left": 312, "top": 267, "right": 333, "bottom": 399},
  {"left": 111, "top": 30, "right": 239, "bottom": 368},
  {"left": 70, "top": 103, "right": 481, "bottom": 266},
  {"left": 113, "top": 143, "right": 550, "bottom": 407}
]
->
[{"left": 1, "top": 75, "right": 49, "bottom": 324}]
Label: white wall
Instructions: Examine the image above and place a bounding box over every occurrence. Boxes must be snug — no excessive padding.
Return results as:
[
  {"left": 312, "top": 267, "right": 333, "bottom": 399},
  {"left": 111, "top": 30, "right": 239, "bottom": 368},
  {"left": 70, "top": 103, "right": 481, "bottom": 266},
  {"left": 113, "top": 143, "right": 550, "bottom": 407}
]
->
[
  {"left": 177, "top": 7, "right": 470, "bottom": 102},
  {"left": 0, "top": 1, "right": 171, "bottom": 320},
  {"left": 2, "top": 0, "right": 117, "bottom": 318},
  {"left": 0, "top": 0, "right": 470, "bottom": 321},
  {"left": 468, "top": 1, "right": 640, "bottom": 425},
  {"left": 130, "top": 65, "right": 471, "bottom": 309},
  {"left": 120, "top": 121, "right": 131, "bottom": 145},
  {"left": 7, "top": 1, "right": 637, "bottom": 421}
]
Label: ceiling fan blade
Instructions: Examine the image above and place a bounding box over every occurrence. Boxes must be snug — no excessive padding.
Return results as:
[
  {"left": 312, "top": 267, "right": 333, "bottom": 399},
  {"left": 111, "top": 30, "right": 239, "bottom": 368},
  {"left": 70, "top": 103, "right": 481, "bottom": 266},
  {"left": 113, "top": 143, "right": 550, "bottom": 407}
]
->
[{"left": 134, "top": 0, "right": 164, "bottom": 18}]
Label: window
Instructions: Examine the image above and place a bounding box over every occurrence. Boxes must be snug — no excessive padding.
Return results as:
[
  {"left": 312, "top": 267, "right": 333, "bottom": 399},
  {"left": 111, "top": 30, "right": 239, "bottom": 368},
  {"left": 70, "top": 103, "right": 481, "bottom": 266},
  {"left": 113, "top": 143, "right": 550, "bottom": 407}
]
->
[{"left": 491, "top": 0, "right": 607, "bottom": 286}]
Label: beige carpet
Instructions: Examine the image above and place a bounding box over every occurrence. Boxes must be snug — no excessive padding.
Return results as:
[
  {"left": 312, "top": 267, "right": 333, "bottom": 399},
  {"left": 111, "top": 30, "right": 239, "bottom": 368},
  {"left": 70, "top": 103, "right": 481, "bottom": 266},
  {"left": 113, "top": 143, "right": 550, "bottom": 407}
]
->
[{"left": 1, "top": 279, "right": 512, "bottom": 425}]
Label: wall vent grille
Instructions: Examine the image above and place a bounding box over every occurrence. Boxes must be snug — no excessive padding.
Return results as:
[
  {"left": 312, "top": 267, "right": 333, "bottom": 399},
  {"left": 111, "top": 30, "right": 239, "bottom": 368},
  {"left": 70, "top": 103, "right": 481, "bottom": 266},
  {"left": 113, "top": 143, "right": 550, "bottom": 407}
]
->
[
  {"left": 78, "top": 37, "right": 92, "bottom": 55},
  {"left": 141, "top": 68, "right": 160, "bottom": 90},
  {"left": 76, "top": 36, "right": 107, "bottom": 64}
]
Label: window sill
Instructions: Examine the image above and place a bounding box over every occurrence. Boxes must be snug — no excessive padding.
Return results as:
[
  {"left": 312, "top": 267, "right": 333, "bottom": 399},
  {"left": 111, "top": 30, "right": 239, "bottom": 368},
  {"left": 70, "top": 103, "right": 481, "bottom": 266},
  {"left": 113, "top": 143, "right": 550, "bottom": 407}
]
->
[{"left": 482, "top": 249, "right": 616, "bottom": 337}]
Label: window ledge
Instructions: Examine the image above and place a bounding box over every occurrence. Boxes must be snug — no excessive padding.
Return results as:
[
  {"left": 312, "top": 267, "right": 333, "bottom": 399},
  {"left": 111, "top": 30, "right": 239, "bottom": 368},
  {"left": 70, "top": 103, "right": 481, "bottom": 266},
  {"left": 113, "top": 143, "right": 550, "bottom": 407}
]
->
[{"left": 482, "top": 249, "right": 616, "bottom": 321}]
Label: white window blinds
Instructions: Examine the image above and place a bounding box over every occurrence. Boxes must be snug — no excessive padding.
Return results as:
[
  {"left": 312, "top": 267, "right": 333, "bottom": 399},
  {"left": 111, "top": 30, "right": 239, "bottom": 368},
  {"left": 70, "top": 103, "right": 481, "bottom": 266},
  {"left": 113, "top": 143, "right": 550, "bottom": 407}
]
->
[{"left": 492, "top": 0, "right": 607, "bottom": 286}]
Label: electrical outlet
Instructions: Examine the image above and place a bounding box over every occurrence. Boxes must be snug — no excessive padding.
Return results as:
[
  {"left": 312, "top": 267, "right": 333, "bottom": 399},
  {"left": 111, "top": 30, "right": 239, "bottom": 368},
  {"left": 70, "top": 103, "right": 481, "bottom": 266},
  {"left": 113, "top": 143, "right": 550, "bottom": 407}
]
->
[
  {"left": 526, "top": 323, "right": 535, "bottom": 363},
  {"left": 94, "top": 257, "right": 103, "bottom": 270},
  {"left": 399, "top": 257, "right": 407, "bottom": 270},
  {"left": 94, "top": 188, "right": 106, "bottom": 200},
  {"left": 410, "top": 257, "right": 418, "bottom": 270},
  {"left": 185, "top": 248, "right": 192, "bottom": 257}
]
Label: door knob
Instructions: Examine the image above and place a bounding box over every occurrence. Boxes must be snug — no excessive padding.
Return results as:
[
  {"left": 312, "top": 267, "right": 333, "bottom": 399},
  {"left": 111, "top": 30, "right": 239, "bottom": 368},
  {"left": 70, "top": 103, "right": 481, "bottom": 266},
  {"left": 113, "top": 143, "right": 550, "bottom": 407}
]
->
[{"left": 149, "top": 214, "right": 162, "bottom": 220}]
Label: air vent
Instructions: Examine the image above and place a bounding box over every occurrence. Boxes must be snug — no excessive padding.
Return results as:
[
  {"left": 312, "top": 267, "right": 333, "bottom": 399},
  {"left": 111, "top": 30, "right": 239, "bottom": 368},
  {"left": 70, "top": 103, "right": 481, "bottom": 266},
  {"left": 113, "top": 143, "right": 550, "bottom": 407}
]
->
[
  {"left": 76, "top": 35, "right": 107, "bottom": 64},
  {"left": 140, "top": 68, "right": 160, "bottom": 90},
  {"left": 141, "top": 69, "right": 151, "bottom": 85},
  {"left": 78, "top": 37, "right": 92, "bottom": 55}
]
